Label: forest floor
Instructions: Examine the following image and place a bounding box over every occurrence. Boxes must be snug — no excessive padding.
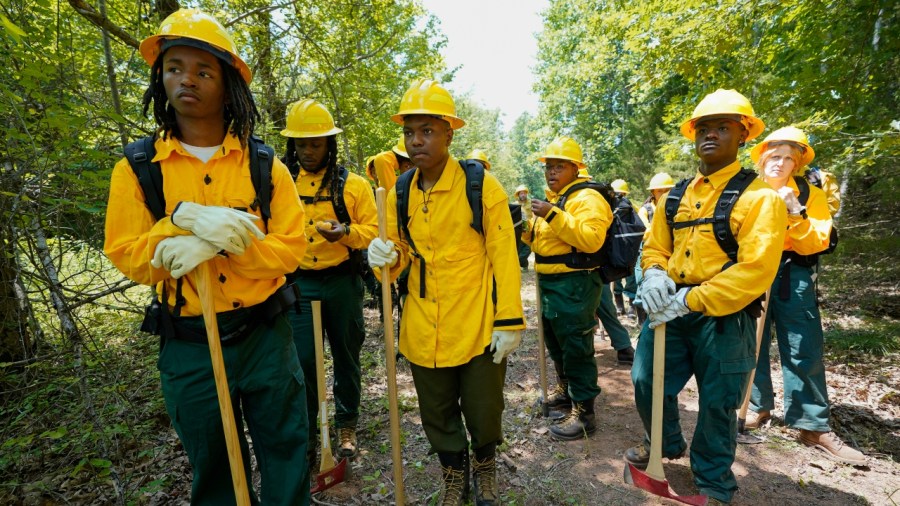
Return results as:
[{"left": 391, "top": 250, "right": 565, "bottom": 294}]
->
[{"left": 4, "top": 260, "right": 898, "bottom": 506}]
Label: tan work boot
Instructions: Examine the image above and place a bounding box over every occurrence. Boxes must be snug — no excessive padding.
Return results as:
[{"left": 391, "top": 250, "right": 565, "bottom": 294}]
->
[
  {"left": 744, "top": 409, "right": 771, "bottom": 430},
  {"left": 799, "top": 430, "right": 867, "bottom": 466},
  {"left": 549, "top": 399, "right": 596, "bottom": 440},
  {"left": 336, "top": 427, "right": 358, "bottom": 459}
]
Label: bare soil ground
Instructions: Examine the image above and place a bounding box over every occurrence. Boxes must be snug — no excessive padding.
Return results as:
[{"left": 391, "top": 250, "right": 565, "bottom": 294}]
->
[{"left": 309, "top": 267, "right": 900, "bottom": 506}]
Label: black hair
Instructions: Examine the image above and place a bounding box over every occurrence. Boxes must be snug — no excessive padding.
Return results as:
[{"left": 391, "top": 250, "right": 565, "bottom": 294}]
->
[
  {"left": 141, "top": 49, "right": 260, "bottom": 147},
  {"left": 284, "top": 135, "right": 341, "bottom": 205}
]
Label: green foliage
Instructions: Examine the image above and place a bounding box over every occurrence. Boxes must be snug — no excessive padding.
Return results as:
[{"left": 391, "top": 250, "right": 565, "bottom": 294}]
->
[{"left": 825, "top": 323, "right": 900, "bottom": 356}]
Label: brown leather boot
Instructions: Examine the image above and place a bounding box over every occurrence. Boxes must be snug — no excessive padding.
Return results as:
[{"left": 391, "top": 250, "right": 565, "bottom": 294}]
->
[
  {"left": 799, "top": 430, "right": 867, "bottom": 466},
  {"left": 337, "top": 426, "right": 358, "bottom": 458},
  {"left": 549, "top": 399, "right": 597, "bottom": 440},
  {"left": 472, "top": 443, "right": 498, "bottom": 506},
  {"left": 438, "top": 451, "right": 470, "bottom": 505},
  {"left": 744, "top": 410, "right": 771, "bottom": 430}
]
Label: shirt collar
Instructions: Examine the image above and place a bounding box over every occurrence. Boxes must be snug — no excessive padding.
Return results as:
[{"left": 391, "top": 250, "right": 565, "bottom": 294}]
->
[
  {"left": 692, "top": 160, "right": 742, "bottom": 190},
  {"left": 152, "top": 133, "right": 242, "bottom": 163}
]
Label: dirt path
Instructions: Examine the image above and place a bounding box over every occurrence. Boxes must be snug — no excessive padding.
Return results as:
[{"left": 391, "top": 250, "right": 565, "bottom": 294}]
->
[{"left": 317, "top": 268, "right": 900, "bottom": 505}]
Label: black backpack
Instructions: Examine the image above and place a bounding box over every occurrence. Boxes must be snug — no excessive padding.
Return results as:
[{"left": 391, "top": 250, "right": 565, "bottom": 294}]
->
[
  {"left": 395, "top": 159, "right": 487, "bottom": 298},
  {"left": 533, "top": 181, "right": 646, "bottom": 283},
  {"left": 125, "top": 134, "right": 274, "bottom": 224}
]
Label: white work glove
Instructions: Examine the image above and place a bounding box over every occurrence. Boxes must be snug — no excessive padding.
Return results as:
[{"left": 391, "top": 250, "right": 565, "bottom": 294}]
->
[
  {"left": 648, "top": 287, "right": 692, "bottom": 329},
  {"left": 171, "top": 201, "right": 265, "bottom": 255},
  {"left": 367, "top": 238, "right": 398, "bottom": 268},
  {"left": 151, "top": 235, "right": 220, "bottom": 279},
  {"left": 490, "top": 330, "right": 522, "bottom": 364},
  {"left": 638, "top": 268, "right": 676, "bottom": 313},
  {"left": 776, "top": 186, "right": 803, "bottom": 215}
]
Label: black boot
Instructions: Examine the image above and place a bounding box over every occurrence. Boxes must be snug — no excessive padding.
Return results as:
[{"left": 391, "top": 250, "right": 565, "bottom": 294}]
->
[
  {"left": 438, "top": 450, "right": 470, "bottom": 505},
  {"left": 472, "top": 443, "right": 498, "bottom": 506},
  {"left": 549, "top": 398, "right": 597, "bottom": 441},
  {"left": 614, "top": 293, "right": 626, "bottom": 315},
  {"left": 636, "top": 305, "right": 647, "bottom": 327},
  {"left": 540, "top": 361, "right": 572, "bottom": 419}
]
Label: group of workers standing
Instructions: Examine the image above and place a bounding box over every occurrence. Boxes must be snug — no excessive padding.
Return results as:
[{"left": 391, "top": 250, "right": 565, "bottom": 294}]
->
[{"left": 102, "top": 9, "right": 862, "bottom": 506}]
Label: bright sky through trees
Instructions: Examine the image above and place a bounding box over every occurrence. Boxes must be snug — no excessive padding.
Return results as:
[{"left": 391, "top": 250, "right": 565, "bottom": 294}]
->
[{"left": 420, "top": 0, "right": 548, "bottom": 130}]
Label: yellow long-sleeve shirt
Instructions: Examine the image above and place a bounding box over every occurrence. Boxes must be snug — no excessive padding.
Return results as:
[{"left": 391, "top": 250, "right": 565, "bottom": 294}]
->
[
  {"left": 522, "top": 181, "right": 613, "bottom": 275},
  {"left": 296, "top": 167, "right": 378, "bottom": 270},
  {"left": 381, "top": 158, "right": 525, "bottom": 368},
  {"left": 642, "top": 161, "right": 787, "bottom": 316},
  {"left": 782, "top": 177, "right": 833, "bottom": 255},
  {"left": 820, "top": 170, "right": 841, "bottom": 216},
  {"left": 104, "top": 134, "right": 308, "bottom": 316},
  {"left": 366, "top": 150, "right": 401, "bottom": 190}
]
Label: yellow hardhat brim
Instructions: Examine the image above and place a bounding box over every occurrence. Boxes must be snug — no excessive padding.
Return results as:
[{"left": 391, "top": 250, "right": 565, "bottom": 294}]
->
[
  {"left": 390, "top": 111, "right": 465, "bottom": 130},
  {"left": 648, "top": 183, "right": 675, "bottom": 190},
  {"left": 749, "top": 140, "right": 815, "bottom": 168},
  {"left": 279, "top": 126, "right": 343, "bottom": 138},
  {"left": 140, "top": 35, "right": 253, "bottom": 84},
  {"left": 538, "top": 155, "right": 586, "bottom": 169},
  {"left": 680, "top": 114, "right": 765, "bottom": 142}
]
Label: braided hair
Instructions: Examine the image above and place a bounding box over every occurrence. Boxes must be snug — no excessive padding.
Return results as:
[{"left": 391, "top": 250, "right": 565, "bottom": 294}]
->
[
  {"left": 284, "top": 136, "right": 341, "bottom": 206},
  {"left": 141, "top": 50, "right": 260, "bottom": 147}
]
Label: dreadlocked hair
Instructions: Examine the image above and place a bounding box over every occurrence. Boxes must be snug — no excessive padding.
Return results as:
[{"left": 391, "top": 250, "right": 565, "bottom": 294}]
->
[
  {"left": 141, "top": 51, "right": 260, "bottom": 147},
  {"left": 285, "top": 136, "right": 341, "bottom": 206}
]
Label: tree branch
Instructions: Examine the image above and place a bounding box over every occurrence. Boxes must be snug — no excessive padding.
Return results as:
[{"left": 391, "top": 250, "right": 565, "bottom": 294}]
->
[
  {"left": 67, "top": 0, "right": 140, "bottom": 48},
  {"left": 226, "top": 2, "right": 293, "bottom": 28}
]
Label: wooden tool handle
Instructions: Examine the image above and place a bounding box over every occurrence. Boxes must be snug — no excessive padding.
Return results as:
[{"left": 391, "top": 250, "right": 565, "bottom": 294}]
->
[
  {"left": 535, "top": 283, "right": 548, "bottom": 403},
  {"left": 197, "top": 262, "right": 251, "bottom": 506},
  {"left": 311, "top": 300, "right": 337, "bottom": 473},
  {"left": 738, "top": 289, "right": 772, "bottom": 419},
  {"left": 376, "top": 187, "right": 405, "bottom": 505},
  {"left": 647, "top": 323, "right": 666, "bottom": 482}
]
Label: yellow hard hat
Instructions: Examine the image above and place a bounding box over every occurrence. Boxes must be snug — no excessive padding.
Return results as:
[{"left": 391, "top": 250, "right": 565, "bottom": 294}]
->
[
  {"left": 391, "top": 79, "right": 465, "bottom": 129},
  {"left": 647, "top": 172, "right": 675, "bottom": 190},
  {"left": 577, "top": 168, "right": 592, "bottom": 179},
  {"left": 140, "top": 8, "right": 252, "bottom": 84},
  {"left": 392, "top": 136, "right": 409, "bottom": 159},
  {"left": 749, "top": 126, "right": 816, "bottom": 168},
  {"left": 539, "top": 136, "right": 586, "bottom": 168},
  {"left": 280, "top": 99, "right": 343, "bottom": 138},
  {"left": 468, "top": 148, "right": 491, "bottom": 170},
  {"left": 515, "top": 185, "right": 529, "bottom": 194},
  {"left": 611, "top": 179, "right": 630, "bottom": 194},
  {"left": 680, "top": 89, "right": 765, "bottom": 142}
]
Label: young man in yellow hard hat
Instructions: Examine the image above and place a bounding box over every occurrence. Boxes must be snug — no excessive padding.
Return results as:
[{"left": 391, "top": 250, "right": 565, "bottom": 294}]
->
[
  {"left": 104, "top": 9, "right": 310, "bottom": 504},
  {"left": 367, "top": 79, "right": 524, "bottom": 505},
  {"left": 280, "top": 99, "right": 379, "bottom": 466},
  {"left": 625, "top": 89, "right": 787, "bottom": 504},
  {"left": 745, "top": 126, "right": 865, "bottom": 466},
  {"left": 523, "top": 137, "right": 612, "bottom": 439}
]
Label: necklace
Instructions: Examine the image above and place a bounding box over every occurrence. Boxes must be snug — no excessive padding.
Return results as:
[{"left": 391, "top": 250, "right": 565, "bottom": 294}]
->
[{"left": 421, "top": 185, "right": 435, "bottom": 213}]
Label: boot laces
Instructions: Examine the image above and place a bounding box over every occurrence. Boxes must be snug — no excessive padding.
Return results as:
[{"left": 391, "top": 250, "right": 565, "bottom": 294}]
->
[
  {"left": 558, "top": 402, "right": 585, "bottom": 427},
  {"left": 338, "top": 427, "right": 355, "bottom": 447},
  {"left": 472, "top": 456, "right": 498, "bottom": 501},
  {"left": 440, "top": 465, "right": 466, "bottom": 505}
]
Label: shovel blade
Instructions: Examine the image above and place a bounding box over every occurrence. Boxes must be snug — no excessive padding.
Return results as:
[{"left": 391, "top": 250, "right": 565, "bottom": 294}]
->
[
  {"left": 311, "top": 457, "right": 348, "bottom": 494},
  {"left": 627, "top": 464, "right": 709, "bottom": 506}
]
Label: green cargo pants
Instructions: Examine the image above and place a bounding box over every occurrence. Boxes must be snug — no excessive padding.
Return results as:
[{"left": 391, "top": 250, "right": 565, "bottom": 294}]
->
[
  {"left": 596, "top": 283, "right": 633, "bottom": 351},
  {"left": 751, "top": 260, "right": 830, "bottom": 431},
  {"left": 540, "top": 270, "right": 603, "bottom": 402},
  {"left": 289, "top": 270, "right": 366, "bottom": 436},
  {"left": 631, "top": 311, "right": 755, "bottom": 503},
  {"left": 409, "top": 349, "right": 507, "bottom": 453},
  {"left": 158, "top": 311, "right": 309, "bottom": 506}
]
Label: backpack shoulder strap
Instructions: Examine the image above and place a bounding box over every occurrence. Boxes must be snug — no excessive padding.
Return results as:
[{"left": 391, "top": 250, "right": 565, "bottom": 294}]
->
[
  {"left": 248, "top": 135, "right": 274, "bottom": 226},
  {"left": 794, "top": 175, "right": 810, "bottom": 206},
  {"left": 395, "top": 167, "right": 417, "bottom": 247},
  {"left": 713, "top": 168, "right": 757, "bottom": 265},
  {"left": 664, "top": 177, "right": 692, "bottom": 231},
  {"left": 125, "top": 136, "right": 165, "bottom": 221},
  {"left": 458, "top": 159, "right": 485, "bottom": 235},
  {"left": 331, "top": 166, "right": 352, "bottom": 225}
]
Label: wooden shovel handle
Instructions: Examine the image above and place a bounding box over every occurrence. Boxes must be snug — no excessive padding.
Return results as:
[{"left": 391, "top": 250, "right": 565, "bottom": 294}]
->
[
  {"left": 738, "top": 289, "right": 772, "bottom": 420},
  {"left": 535, "top": 283, "right": 548, "bottom": 404},
  {"left": 647, "top": 323, "right": 666, "bottom": 482},
  {"left": 376, "top": 187, "right": 405, "bottom": 505},
  {"left": 196, "top": 262, "right": 251, "bottom": 506}
]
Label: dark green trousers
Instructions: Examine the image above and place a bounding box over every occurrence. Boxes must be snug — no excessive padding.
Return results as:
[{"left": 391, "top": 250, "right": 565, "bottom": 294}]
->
[
  {"left": 158, "top": 312, "right": 309, "bottom": 506},
  {"left": 631, "top": 312, "right": 755, "bottom": 503},
  {"left": 409, "top": 349, "right": 507, "bottom": 453},
  {"left": 751, "top": 261, "right": 830, "bottom": 431},
  {"left": 596, "top": 283, "right": 633, "bottom": 351},
  {"left": 539, "top": 270, "right": 603, "bottom": 402},
  {"left": 288, "top": 271, "right": 366, "bottom": 436}
]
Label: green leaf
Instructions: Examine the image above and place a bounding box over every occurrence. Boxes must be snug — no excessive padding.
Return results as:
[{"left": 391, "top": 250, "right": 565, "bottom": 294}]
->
[{"left": 0, "top": 14, "right": 26, "bottom": 43}]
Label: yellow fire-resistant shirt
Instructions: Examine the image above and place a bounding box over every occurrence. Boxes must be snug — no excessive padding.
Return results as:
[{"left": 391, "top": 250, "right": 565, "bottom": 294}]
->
[
  {"left": 380, "top": 158, "right": 525, "bottom": 368},
  {"left": 104, "top": 134, "right": 308, "bottom": 317},
  {"left": 295, "top": 168, "right": 378, "bottom": 270},
  {"left": 820, "top": 170, "right": 841, "bottom": 216},
  {"left": 782, "top": 177, "right": 833, "bottom": 255},
  {"left": 366, "top": 150, "right": 401, "bottom": 191},
  {"left": 522, "top": 181, "right": 613, "bottom": 275},
  {"left": 642, "top": 161, "right": 787, "bottom": 316}
]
